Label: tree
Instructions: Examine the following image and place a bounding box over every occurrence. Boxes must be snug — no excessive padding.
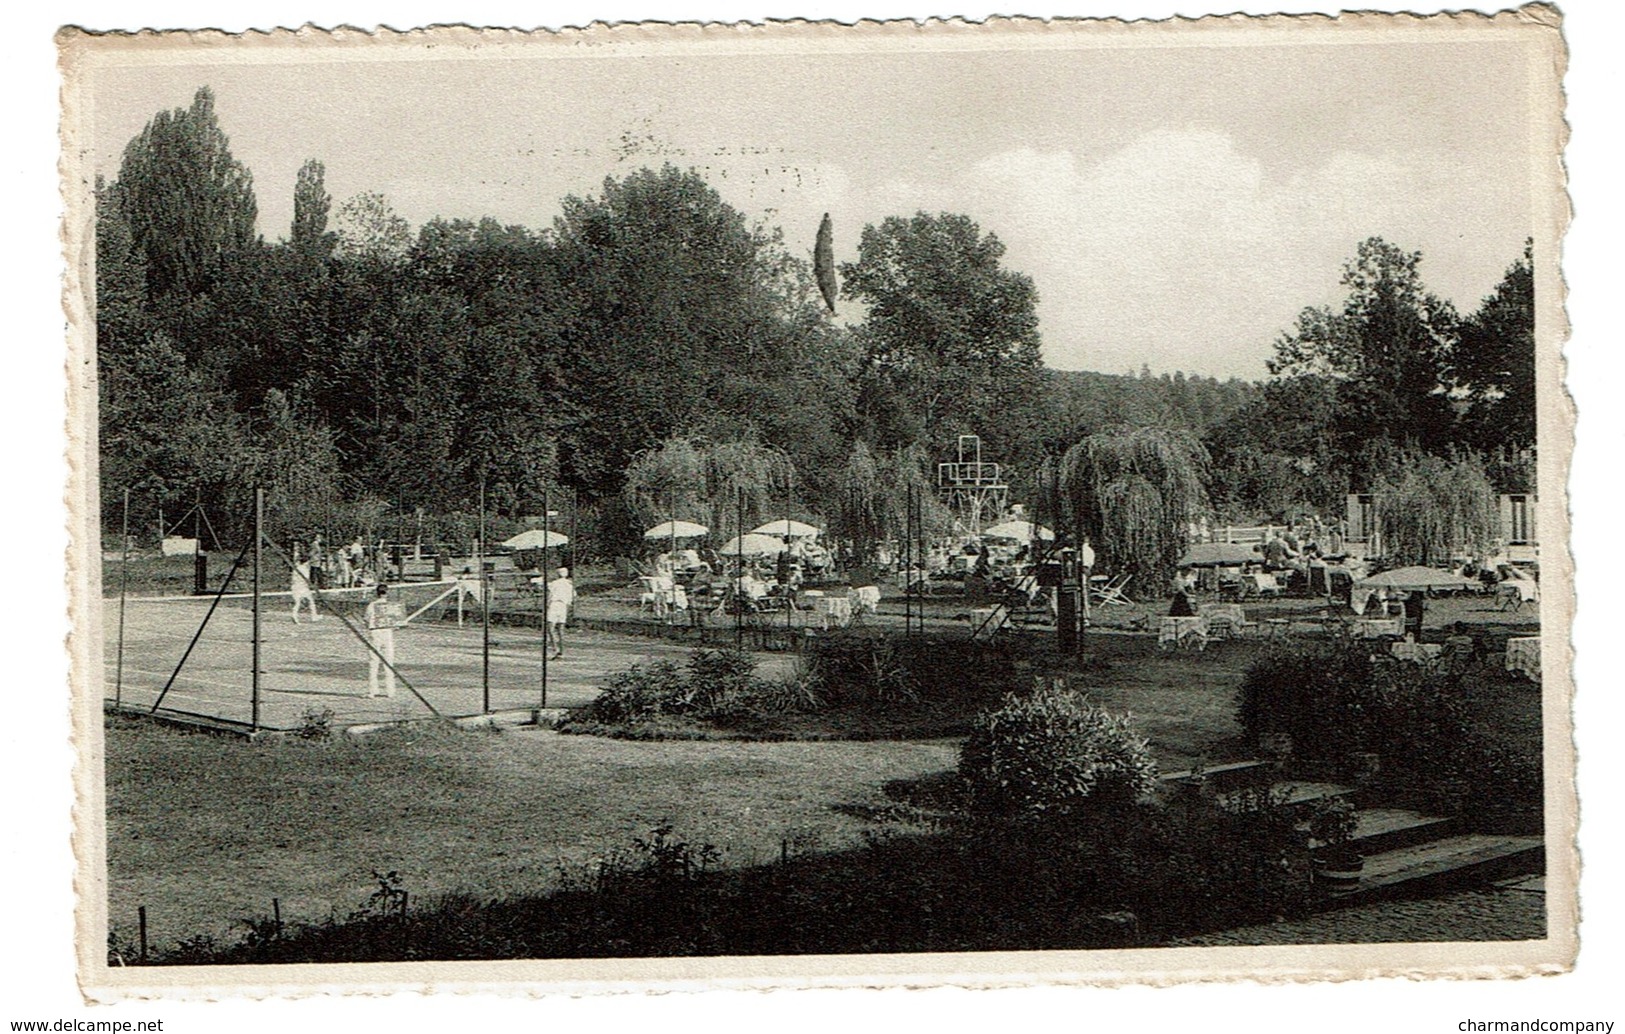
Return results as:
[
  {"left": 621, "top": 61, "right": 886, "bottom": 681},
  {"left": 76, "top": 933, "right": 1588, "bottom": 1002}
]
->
[
  {"left": 93, "top": 178, "right": 152, "bottom": 360},
  {"left": 622, "top": 436, "right": 795, "bottom": 542},
  {"left": 1269, "top": 238, "right": 1458, "bottom": 459},
  {"left": 113, "top": 86, "right": 259, "bottom": 304},
  {"left": 290, "top": 159, "right": 335, "bottom": 260},
  {"left": 840, "top": 212, "right": 1045, "bottom": 465},
  {"left": 1059, "top": 426, "right": 1210, "bottom": 593},
  {"left": 97, "top": 330, "right": 252, "bottom": 535},
  {"left": 1204, "top": 375, "right": 1344, "bottom": 520},
  {"left": 335, "top": 191, "right": 413, "bottom": 268},
  {"left": 1373, "top": 451, "right": 1499, "bottom": 566},
  {"left": 550, "top": 165, "right": 849, "bottom": 497},
  {"left": 1454, "top": 241, "right": 1535, "bottom": 453}
]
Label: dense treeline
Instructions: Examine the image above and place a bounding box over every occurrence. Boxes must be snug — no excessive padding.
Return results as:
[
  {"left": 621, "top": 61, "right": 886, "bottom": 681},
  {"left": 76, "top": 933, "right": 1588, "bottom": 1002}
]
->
[{"left": 96, "top": 87, "right": 1533, "bottom": 560}]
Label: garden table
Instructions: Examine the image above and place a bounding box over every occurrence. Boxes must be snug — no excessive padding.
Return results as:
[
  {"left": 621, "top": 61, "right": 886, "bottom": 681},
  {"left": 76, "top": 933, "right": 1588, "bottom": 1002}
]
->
[
  {"left": 1505, "top": 636, "right": 1540, "bottom": 680},
  {"left": 815, "top": 595, "right": 853, "bottom": 629},
  {"left": 1158, "top": 615, "right": 1208, "bottom": 650},
  {"left": 1349, "top": 616, "right": 1404, "bottom": 639},
  {"left": 1389, "top": 640, "right": 1442, "bottom": 662}
]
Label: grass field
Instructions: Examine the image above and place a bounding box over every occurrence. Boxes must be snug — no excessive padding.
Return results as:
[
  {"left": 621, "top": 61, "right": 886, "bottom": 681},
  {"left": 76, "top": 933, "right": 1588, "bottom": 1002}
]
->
[{"left": 103, "top": 716, "right": 956, "bottom": 951}]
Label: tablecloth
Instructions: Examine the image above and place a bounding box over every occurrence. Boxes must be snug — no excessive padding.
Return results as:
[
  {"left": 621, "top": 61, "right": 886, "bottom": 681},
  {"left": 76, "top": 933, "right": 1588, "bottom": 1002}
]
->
[{"left": 1505, "top": 636, "right": 1540, "bottom": 680}]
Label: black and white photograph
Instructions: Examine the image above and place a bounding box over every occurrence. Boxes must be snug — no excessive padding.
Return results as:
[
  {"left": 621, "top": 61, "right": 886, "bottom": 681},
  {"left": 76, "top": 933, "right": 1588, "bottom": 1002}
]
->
[{"left": 43, "top": 1, "right": 1596, "bottom": 1012}]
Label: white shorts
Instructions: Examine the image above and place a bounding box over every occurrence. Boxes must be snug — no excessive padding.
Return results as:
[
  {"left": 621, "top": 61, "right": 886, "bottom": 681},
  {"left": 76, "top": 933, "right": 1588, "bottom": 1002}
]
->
[{"left": 547, "top": 601, "right": 569, "bottom": 624}]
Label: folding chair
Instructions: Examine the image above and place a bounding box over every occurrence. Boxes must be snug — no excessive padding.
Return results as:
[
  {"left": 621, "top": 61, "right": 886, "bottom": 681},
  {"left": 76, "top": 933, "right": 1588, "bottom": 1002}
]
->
[
  {"left": 969, "top": 604, "right": 1010, "bottom": 641},
  {"left": 1090, "top": 573, "right": 1133, "bottom": 607}
]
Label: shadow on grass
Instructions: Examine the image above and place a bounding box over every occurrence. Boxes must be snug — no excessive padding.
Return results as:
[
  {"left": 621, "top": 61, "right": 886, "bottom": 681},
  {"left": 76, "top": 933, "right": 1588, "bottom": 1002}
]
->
[{"left": 131, "top": 794, "right": 1323, "bottom": 966}]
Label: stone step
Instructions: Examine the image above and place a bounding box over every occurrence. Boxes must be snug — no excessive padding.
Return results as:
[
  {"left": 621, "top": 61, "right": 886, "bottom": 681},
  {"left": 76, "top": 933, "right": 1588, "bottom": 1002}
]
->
[
  {"left": 1272, "top": 781, "right": 1357, "bottom": 808},
  {"left": 1159, "top": 759, "right": 1276, "bottom": 792},
  {"left": 1320, "top": 833, "right": 1544, "bottom": 906},
  {"left": 1344, "top": 807, "right": 1458, "bottom": 855}
]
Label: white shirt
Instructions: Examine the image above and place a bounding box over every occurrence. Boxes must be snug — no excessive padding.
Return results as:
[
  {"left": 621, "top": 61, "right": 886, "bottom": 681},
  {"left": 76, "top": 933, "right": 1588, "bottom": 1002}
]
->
[{"left": 549, "top": 577, "right": 575, "bottom": 608}]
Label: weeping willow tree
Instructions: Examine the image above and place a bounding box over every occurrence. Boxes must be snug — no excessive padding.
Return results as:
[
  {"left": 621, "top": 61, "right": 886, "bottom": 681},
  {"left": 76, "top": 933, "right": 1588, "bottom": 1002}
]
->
[
  {"left": 1373, "top": 452, "right": 1499, "bottom": 565},
  {"left": 623, "top": 436, "right": 795, "bottom": 541},
  {"left": 1059, "top": 426, "right": 1210, "bottom": 592},
  {"left": 833, "top": 441, "right": 952, "bottom": 560},
  {"left": 833, "top": 441, "right": 886, "bottom": 555}
]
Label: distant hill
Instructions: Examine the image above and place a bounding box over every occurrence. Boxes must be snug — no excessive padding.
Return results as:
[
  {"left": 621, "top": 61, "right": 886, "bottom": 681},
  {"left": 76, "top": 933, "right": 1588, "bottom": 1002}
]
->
[{"left": 1042, "top": 367, "right": 1261, "bottom": 441}]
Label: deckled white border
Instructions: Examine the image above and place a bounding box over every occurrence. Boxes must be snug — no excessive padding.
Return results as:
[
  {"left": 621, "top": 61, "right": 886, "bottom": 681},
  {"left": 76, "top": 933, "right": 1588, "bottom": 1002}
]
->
[{"left": 54, "top": 5, "right": 1576, "bottom": 1006}]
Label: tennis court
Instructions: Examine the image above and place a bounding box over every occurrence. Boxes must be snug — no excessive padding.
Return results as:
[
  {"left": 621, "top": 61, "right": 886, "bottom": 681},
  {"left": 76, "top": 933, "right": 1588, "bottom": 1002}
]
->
[{"left": 102, "top": 583, "right": 706, "bottom": 732}]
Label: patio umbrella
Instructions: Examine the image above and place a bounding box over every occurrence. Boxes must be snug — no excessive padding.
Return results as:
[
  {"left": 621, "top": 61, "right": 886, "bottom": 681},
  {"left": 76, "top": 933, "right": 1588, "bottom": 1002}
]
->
[
  {"left": 502, "top": 529, "right": 569, "bottom": 550},
  {"left": 1354, "top": 565, "right": 1479, "bottom": 592},
  {"left": 720, "top": 533, "right": 788, "bottom": 556},
  {"left": 982, "top": 520, "right": 1055, "bottom": 543},
  {"left": 1180, "top": 542, "right": 1263, "bottom": 567},
  {"left": 750, "top": 519, "right": 820, "bottom": 539},
  {"left": 644, "top": 520, "right": 708, "bottom": 540}
]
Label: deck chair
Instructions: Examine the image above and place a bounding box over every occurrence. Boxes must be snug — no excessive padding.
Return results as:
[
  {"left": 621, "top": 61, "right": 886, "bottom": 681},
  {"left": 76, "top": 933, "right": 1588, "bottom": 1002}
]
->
[
  {"left": 1497, "top": 579, "right": 1539, "bottom": 612},
  {"left": 969, "top": 604, "right": 1010, "bottom": 640},
  {"left": 1090, "top": 573, "right": 1133, "bottom": 606}
]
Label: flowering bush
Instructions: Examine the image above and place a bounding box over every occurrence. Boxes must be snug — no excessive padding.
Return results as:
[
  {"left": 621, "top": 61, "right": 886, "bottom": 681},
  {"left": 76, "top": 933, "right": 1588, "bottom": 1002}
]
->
[{"left": 959, "top": 685, "right": 1158, "bottom": 816}]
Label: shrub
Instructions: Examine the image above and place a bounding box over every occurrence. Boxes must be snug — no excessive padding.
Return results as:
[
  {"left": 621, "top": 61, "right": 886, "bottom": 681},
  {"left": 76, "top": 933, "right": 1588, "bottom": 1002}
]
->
[
  {"left": 805, "top": 630, "right": 1022, "bottom": 709},
  {"left": 584, "top": 660, "right": 688, "bottom": 723},
  {"left": 684, "top": 648, "right": 757, "bottom": 713},
  {"left": 959, "top": 685, "right": 1158, "bottom": 816},
  {"left": 296, "top": 706, "right": 336, "bottom": 740},
  {"left": 1307, "top": 796, "right": 1358, "bottom": 847},
  {"left": 1236, "top": 642, "right": 1378, "bottom": 761},
  {"left": 1237, "top": 645, "right": 1541, "bottom": 833}
]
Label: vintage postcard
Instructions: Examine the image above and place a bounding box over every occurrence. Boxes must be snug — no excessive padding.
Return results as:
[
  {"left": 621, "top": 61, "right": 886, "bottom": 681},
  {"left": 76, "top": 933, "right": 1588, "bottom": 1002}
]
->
[{"left": 59, "top": 7, "right": 1573, "bottom": 1001}]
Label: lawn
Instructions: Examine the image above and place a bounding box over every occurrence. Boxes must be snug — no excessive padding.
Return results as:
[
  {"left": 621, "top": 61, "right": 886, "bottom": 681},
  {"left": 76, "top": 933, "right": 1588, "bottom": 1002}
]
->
[{"left": 103, "top": 716, "right": 955, "bottom": 952}]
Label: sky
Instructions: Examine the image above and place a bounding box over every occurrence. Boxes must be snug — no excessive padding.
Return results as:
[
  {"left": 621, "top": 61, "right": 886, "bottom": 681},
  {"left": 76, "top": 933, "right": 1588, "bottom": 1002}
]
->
[{"left": 83, "top": 26, "right": 1538, "bottom": 380}]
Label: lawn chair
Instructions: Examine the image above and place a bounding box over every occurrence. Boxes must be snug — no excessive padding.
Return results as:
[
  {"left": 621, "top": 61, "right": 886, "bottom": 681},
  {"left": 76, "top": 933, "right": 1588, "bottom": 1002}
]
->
[
  {"left": 1090, "top": 573, "right": 1133, "bottom": 607},
  {"left": 1497, "top": 578, "right": 1539, "bottom": 612},
  {"left": 1201, "top": 603, "right": 1256, "bottom": 640},
  {"left": 1243, "top": 572, "right": 1284, "bottom": 599},
  {"left": 969, "top": 604, "right": 1009, "bottom": 640}
]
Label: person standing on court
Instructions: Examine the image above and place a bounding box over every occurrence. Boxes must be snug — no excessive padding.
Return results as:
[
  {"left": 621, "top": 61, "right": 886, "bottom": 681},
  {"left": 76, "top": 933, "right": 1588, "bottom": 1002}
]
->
[
  {"left": 291, "top": 547, "right": 320, "bottom": 623},
  {"left": 364, "top": 583, "right": 399, "bottom": 698},
  {"left": 1077, "top": 533, "right": 1096, "bottom": 626},
  {"left": 546, "top": 566, "right": 574, "bottom": 660}
]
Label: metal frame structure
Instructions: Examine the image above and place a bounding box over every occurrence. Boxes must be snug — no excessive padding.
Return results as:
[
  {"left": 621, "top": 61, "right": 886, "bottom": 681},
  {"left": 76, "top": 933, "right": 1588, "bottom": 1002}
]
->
[{"left": 937, "top": 434, "right": 1008, "bottom": 538}]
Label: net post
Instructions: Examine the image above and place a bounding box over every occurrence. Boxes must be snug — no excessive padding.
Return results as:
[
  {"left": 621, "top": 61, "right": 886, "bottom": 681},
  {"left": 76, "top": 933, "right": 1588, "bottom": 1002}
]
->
[
  {"left": 252, "top": 487, "right": 262, "bottom": 733},
  {"left": 480, "top": 479, "right": 489, "bottom": 715},
  {"left": 115, "top": 487, "right": 130, "bottom": 709},
  {"left": 904, "top": 484, "right": 912, "bottom": 638},
  {"left": 784, "top": 471, "right": 792, "bottom": 637},
  {"left": 541, "top": 487, "right": 548, "bottom": 710},
  {"left": 735, "top": 485, "right": 744, "bottom": 652}
]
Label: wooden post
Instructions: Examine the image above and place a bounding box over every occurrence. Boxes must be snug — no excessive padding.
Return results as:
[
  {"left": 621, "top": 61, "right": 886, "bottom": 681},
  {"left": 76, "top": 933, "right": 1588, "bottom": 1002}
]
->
[
  {"left": 137, "top": 905, "right": 148, "bottom": 963},
  {"left": 115, "top": 487, "right": 130, "bottom": 709},
  {"left": 252, "top": 488, "right": 262, "bottom": 733},
  {"left": 272, "top": 897, "right": 282, "bottom": 939},
  {"left": 480, "top": 480, "right": 490, "bottom": 715}
]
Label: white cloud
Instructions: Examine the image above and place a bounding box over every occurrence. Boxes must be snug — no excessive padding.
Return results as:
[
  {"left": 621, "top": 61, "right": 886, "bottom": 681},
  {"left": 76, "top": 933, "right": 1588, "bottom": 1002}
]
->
[{"left": 858, "top": 129, "right": 1528, "bottom": 379}]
